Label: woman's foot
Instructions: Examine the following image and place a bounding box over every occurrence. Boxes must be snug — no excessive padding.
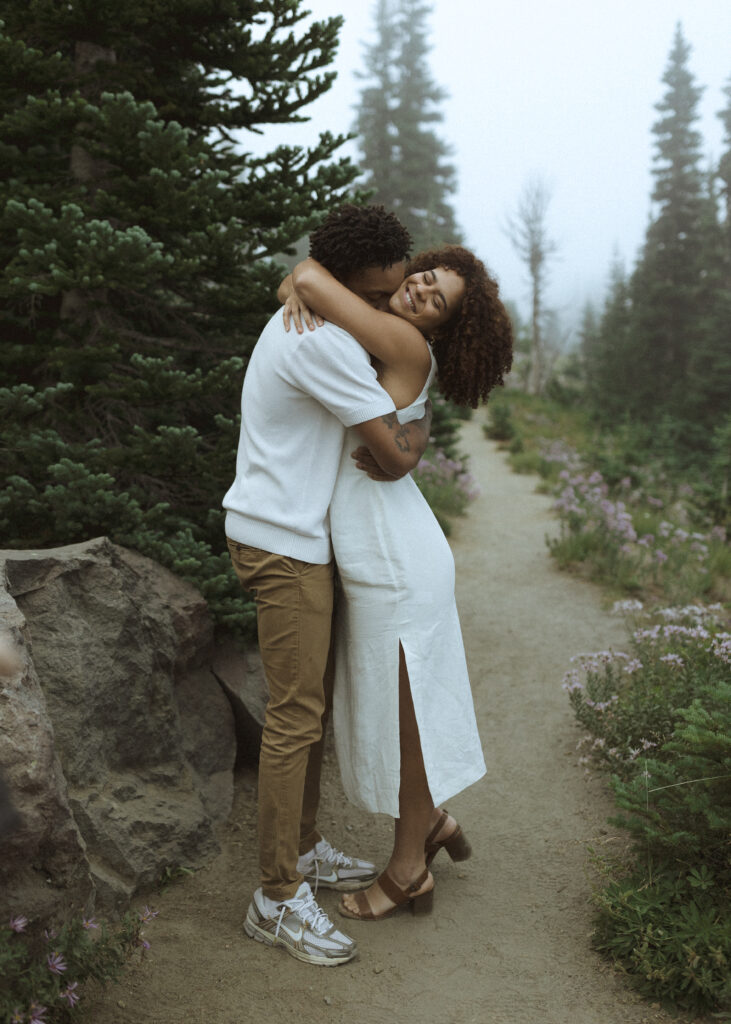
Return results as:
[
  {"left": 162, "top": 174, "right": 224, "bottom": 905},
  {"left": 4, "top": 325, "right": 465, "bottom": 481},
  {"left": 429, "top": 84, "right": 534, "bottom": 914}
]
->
[
  {"left": 339, "top": 867, "right": 434, "bottom": 920},
  {"left": 424, "top": 808, "right": 471, "bottom": 866}
]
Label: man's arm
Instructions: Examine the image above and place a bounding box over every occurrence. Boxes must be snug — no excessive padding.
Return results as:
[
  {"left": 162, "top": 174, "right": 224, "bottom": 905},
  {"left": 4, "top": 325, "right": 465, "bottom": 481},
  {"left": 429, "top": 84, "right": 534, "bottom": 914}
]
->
[{"left": 353, "top": 401, "right": 432, "bottom": 480}]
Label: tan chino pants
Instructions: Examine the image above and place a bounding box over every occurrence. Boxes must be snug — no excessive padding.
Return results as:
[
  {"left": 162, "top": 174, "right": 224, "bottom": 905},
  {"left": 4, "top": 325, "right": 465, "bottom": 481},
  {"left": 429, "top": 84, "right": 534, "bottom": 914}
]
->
[{"left": 227, "top": 539, "right": 335, "bottom": 901}]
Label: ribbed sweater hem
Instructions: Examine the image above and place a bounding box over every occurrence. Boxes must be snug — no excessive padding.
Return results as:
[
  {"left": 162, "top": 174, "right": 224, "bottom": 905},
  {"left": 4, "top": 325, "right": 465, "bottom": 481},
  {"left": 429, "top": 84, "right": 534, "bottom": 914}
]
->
[{"left": 224, "top": 511, "right": 332, "bottom": 564}]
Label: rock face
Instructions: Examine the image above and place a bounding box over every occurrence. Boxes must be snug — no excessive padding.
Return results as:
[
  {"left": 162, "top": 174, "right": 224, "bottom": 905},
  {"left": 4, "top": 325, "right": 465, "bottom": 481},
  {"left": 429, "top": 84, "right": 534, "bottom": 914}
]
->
[
  {"left": 212, "top": 640, "right": 267, "bottom": 754},
  {"left": 0, "top": 537, "right": 239, "bottom": 920}
]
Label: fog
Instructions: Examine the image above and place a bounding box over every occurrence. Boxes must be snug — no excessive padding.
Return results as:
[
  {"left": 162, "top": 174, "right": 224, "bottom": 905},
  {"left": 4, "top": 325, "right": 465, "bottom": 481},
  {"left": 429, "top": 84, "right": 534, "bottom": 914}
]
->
[{"left": 242, "top": 0, "right": 731, "bottom": 331}]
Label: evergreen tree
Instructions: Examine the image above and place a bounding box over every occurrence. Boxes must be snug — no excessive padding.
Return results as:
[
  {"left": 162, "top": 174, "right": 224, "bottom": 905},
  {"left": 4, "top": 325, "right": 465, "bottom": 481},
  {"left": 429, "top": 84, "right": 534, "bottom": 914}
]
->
[
  {"left": 684, "top": 171, "right": 731, "bottom": 432},
  {"left": 627, "top": 24, "right": 707, "bottom": 419},
  {"left": 718, "top": 76, "right": 731, "bottom": 245},
  {"left": 0, "top": 1, "right": 360, "bottom": 635},
  {"left": 354, "top": 0, "right": 461, "bottom": 252},
  {"left": 587, "top": 257, "right": 634, "bottom": 420}
]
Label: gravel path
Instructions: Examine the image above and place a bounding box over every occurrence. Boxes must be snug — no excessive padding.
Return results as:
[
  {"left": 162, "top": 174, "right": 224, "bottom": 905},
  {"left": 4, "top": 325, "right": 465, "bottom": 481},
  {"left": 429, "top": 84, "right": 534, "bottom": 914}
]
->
[{"left": 83, "top": 413, "right": 706, "bottom": 1024}]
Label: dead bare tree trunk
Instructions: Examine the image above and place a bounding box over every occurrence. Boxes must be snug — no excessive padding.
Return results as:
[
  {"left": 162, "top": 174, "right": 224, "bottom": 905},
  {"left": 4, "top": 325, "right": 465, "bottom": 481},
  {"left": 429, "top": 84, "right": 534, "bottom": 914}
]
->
[{"left": 506, "top": 177, "right": 557, "bottom": 395}]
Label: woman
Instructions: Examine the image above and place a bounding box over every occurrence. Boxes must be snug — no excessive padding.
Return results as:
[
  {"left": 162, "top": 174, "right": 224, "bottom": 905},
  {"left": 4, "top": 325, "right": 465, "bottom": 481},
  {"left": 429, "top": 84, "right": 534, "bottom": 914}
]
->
[{"left": 286, "top": 246, "right": 513, "bottom": 920}]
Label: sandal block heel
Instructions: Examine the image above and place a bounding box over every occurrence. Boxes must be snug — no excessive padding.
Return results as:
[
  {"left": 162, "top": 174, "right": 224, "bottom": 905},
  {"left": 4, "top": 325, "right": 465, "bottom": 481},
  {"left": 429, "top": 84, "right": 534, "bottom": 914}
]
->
[
  {"left": 410, "top": 886, "right": 434, "bottom": 915},
  {"left": 424, "top": 809, "right": 472, "bottom": 867},
  {"left": 442, "top": 828, "right": 471, "bottom": 863}
]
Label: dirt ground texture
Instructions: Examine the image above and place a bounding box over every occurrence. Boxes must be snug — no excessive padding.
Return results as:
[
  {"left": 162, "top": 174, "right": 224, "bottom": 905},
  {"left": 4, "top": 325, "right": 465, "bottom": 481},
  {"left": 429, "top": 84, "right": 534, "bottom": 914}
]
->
[{"left": 82, "top": 415, "right": 712, "bottom": 1024}]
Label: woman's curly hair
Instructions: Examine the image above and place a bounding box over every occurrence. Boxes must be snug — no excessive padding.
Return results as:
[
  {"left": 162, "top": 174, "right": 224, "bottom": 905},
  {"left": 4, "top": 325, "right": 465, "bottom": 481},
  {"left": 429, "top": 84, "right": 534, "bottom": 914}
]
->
[
  {"left": 309, "top": 204, "right": 412, "bottom": 279},
  {"left": 407, "top": 245, "right": 513, "bottom": 408}
]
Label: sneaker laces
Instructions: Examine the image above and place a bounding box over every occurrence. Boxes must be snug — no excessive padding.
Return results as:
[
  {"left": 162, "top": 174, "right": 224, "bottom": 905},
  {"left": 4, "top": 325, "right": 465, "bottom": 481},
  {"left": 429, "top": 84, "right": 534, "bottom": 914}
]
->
[
  {"left": 276, "top": 886, "right": 332, "bottom": 938},
  {"left": 304, "top": 839, "right": 355, "bottom": 895},
  {"left": 316, "top": 839, "right": 354, "bottom": 868}
]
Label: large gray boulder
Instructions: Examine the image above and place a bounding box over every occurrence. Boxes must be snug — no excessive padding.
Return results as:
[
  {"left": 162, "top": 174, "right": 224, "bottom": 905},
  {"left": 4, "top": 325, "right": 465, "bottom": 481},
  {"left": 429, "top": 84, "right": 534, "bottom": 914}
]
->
[
  {"left": 0, "top": 587, "right": 92, "bottom": 922},
  {"left": 0, "top": 537, "right": 238, "bottom": 919}
]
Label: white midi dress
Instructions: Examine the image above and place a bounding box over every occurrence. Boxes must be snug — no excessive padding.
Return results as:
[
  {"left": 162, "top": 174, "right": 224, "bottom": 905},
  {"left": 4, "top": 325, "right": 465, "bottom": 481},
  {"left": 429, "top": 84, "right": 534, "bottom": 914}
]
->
[{"left": 330, "top": 356, "right": 486, "bottom": 818}]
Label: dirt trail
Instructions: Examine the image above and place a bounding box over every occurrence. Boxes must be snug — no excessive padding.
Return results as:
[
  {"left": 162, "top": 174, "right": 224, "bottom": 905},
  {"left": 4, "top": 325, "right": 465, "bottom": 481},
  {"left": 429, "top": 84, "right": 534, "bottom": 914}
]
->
[{"left": 83, "top": 413, "right": 706, "bottom": 1024}]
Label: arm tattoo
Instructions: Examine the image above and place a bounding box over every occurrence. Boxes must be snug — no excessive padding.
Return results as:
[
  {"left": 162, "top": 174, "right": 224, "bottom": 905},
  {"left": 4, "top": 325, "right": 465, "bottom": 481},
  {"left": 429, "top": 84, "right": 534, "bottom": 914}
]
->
[{"left": 380, "top": 412, "right": 412, "bottom": 453}]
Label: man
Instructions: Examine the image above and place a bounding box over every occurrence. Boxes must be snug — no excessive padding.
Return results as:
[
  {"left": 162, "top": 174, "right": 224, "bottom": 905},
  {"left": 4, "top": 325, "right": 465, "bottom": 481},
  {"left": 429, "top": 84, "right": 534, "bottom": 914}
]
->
[{"left": 223, "top": 205, "right": 431, "bottom": 967}]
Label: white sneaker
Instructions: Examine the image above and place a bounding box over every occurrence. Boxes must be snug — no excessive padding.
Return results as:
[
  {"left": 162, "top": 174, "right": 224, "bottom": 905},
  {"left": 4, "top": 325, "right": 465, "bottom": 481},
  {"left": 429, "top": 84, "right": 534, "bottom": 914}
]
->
[
  {"left": 297, "top": 838, "right": 378, "bottom": 892},
  {"left": 244, "top": 882, "right": 357, "bottom": 967}
]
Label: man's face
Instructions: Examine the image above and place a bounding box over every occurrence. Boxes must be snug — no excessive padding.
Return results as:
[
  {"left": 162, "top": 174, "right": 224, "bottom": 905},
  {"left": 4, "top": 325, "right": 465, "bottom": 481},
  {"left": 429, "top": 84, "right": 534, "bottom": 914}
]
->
[{"left": 340, "top": 262, "right": 406, "bottom": 311}]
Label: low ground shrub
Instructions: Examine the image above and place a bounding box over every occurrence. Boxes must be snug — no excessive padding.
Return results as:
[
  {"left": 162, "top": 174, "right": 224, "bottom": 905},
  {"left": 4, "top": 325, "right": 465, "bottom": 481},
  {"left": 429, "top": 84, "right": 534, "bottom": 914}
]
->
[
  {"left": 544, "top": 444, "right": 729, "bottom": 605},
  {"left": 1, "top": 906, "right": 157, "bottom": 1022},
  {"left": 564, "top": 603, "right": 731, "bottom": 1012},
  {"left": 413, "top": 446, "right": 479, "bottom": 535}
]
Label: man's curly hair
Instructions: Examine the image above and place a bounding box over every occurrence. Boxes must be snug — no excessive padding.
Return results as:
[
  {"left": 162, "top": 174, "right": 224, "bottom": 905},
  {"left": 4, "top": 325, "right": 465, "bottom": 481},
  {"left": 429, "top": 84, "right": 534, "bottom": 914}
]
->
[
  {"left": 407, "top": 245, "right": 514, "bottom": 408},
  {"left": 309, "top": 204, "right": 412, "bottom": 280}
]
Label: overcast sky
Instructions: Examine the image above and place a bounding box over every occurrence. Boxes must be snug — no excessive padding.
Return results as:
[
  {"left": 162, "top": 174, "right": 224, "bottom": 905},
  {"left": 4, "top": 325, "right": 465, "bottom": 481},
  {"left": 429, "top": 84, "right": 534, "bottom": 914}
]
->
[{"left": 244, "top": 0, "right": 731, "bottom": 332}]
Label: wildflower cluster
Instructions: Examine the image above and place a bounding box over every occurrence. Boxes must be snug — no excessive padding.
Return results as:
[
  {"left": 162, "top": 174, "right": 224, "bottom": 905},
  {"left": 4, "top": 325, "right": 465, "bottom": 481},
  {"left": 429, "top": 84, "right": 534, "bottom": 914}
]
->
[
  {"left": 543, "top": 441, "right": 729, "bottom": 603},
  {"left": 563, "top": 602, "right": 729, "bottom": 778},
  {"left": 564, "top": 603, "right": 731, "bottom": 1012},
  {"left": 1, "top": 907, "right": 157, "bottom": 1022},
  {"left": 413, "top": 446, "right": 479, "bottom": 531}
]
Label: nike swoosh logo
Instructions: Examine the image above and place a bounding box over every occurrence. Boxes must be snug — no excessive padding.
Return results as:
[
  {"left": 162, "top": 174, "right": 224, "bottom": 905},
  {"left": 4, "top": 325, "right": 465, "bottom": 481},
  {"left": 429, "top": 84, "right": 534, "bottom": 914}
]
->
[{"left": 279, "top": 921, "right": 304, "bottom": 942}]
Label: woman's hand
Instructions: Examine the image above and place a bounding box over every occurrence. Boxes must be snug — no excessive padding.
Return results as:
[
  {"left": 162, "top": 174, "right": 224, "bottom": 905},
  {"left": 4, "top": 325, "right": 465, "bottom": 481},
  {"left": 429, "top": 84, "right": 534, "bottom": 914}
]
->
[
  {"left": 278, "top": 272, "right": 325, "bottom": 334},
  {"left": 283, "top": 292, "right": 325, "bottom": 334}
]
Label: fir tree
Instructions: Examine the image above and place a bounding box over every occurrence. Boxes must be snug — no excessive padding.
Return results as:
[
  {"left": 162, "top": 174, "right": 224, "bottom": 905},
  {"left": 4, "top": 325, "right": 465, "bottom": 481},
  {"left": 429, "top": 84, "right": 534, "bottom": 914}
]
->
[
  {"left": 587, "top": 256, "right": 634, "bottom": 420},
  {"left": 628, "top": 24, "right": 707, "bottom": 419},
  {"left": 0, "top": 1, "right": 360, "bottom": 635},
  {"left": 354, "top": 0, "right": 461, "bottom": 252}
]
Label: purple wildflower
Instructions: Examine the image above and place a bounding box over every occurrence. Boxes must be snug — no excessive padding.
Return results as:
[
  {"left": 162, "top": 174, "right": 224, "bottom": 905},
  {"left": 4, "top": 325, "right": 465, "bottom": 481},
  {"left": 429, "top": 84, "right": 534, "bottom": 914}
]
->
[
  {"left": 655, "top": 550, "right": 668, "bottom": 564},
  {"left": 27, "top": 1004, "right": 47, "bottom": 1024},
  {"left": 82, "top": 916, "right": 99, "bottom": 930},
  {"left": 612, "top": 599, "right": 644, "bottom": 615},
  {"left": 47, "top": 951, "right": 67, "bottom": 975},
  {"left": 9, "top": 915, "right": 28, "bottom": 932},
  {"left": 711, "top": 633, "right": 731, "bottom": 665},
  {"left": 139, "top": 906, "right": 159, "bottom": 923},
  {"left": 60, "top": 982, "right": 79, "bottom": 1008}
]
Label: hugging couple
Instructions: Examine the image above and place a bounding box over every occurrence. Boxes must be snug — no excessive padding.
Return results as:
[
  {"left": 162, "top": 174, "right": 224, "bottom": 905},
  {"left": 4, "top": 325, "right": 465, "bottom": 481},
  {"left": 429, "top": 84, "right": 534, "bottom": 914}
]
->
[{"left": 222, "top": 203, "right": 513, "bottom": 966}]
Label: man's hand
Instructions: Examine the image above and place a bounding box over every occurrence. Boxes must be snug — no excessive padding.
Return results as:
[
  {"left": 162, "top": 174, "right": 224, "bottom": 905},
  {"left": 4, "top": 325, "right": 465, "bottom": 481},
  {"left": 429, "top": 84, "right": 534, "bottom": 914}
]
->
[
  {"left": 354, "top": 399, "right": 433, "bottom": 479},
  {"left": 350, "top": 446, "right": 401, "bottom": 481}
]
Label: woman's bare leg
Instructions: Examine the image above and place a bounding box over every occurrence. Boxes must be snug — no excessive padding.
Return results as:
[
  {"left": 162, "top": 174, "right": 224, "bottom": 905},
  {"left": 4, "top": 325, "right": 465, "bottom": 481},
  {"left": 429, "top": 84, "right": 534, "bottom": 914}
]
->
[{"left": 341, "top": 645, "right": 434, "bottom": 916}]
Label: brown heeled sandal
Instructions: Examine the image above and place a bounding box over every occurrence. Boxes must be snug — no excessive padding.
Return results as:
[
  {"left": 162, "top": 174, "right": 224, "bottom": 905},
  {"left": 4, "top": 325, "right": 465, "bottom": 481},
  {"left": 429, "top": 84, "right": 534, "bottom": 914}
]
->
[
  {"left": 424, "top": 809, "right": 472, "bottom": 867},
  {"left": 338, "top": 868, "right": 434, "bottom": 921}
]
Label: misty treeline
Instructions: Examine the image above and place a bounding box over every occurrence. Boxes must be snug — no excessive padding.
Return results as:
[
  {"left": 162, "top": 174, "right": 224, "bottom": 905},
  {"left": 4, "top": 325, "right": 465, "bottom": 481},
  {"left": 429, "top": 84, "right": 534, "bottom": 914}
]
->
[
  {"left": 578, "top": 25, "right": 730, "bottom": 495},
  {"left": 0, "top": 0, "right": 366, "bottom": 633}
]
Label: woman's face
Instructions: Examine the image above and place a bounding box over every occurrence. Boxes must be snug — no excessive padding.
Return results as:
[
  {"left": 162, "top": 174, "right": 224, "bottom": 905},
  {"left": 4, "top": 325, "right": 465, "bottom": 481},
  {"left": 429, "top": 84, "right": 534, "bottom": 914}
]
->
[{"left": 388, "top": 268, "right": 465, "bottom": 332}]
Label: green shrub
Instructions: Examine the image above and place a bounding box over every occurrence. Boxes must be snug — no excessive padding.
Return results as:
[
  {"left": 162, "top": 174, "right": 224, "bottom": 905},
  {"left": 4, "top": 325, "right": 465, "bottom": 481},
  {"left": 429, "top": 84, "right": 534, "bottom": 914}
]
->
[
  {"left": 592, "top": 869, "right": 730, "bottom": 1013},
  {"left": 413, "top": 446, "right": 479, "bottom": 535},
  {"left": 483, "top": 397, "right": 516, "bottom": 441},
  {"left": 429, "top": 392, "right": 467, "bottom": 458}
]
